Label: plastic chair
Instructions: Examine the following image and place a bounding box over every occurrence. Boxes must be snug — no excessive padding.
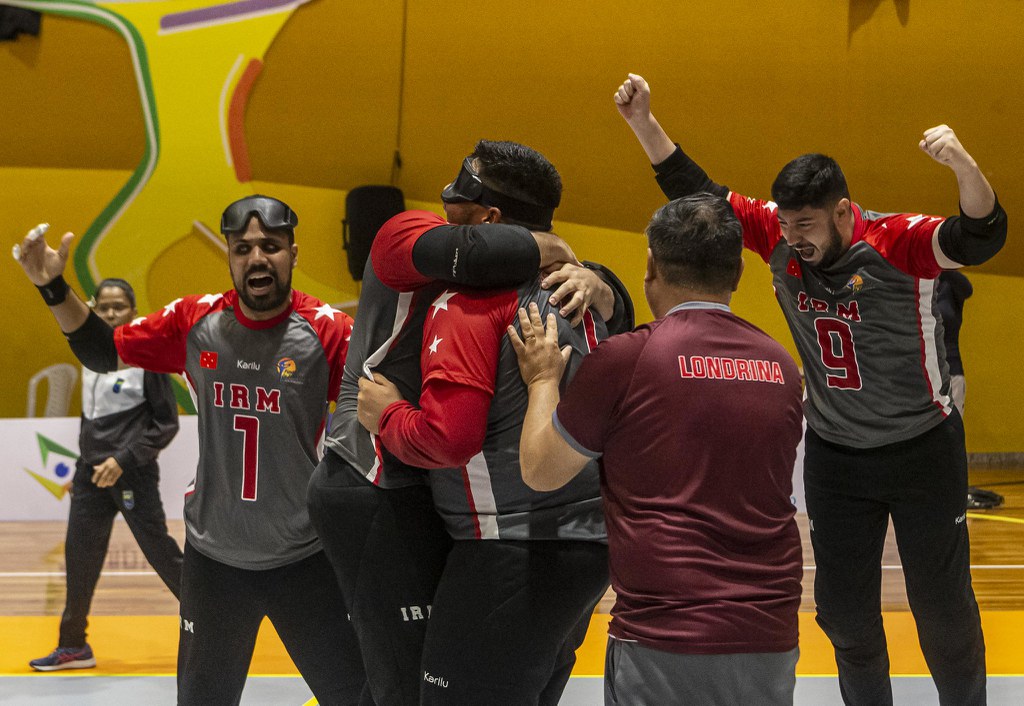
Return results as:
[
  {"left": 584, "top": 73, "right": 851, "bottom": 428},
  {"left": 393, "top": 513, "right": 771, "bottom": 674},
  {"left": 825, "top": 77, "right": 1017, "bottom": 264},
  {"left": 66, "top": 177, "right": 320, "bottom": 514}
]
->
[{"left": 26, "top": 363, "right": 79, "bottom": 417}]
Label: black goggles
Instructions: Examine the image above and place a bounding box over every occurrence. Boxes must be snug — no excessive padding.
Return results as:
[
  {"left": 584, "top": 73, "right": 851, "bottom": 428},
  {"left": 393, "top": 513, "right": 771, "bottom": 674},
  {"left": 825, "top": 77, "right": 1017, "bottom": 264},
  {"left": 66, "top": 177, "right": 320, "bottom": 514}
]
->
[
  {"left": 440, "top": 157, "right": 555, "bottom": 231},
  {"left": 220, "top": 195, "right": 298, "bottom": 235},
  {"left": 441, "top": 157, "right": 485, "bottom": 204}
]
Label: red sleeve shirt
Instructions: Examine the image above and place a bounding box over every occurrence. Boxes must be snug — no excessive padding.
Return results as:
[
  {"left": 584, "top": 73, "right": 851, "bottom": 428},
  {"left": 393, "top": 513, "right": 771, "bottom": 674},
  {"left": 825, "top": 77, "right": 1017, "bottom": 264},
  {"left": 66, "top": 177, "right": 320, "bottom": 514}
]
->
[
  {"left": 727, "top": 191, "right": 944, "bottom": 277},
  {"left": 291, "top": 291, "right": 353, "bottom": 404},
  {"left": 370, "top": 210, "right": 449, "bottom": 292},
  {"left": 115, "top": 292, "right": 223, "bottom": 374},
  {"left": 115, "top": 290, "right": 352, "bottom": 403},
  {"left": 856, "top": 210, "right": 945, "bottom": 279},
  {"left": 378, "top": 288, "right": 518, "bottom": 469},
  {"left": 726, "top": 192, "right": 785, "bottom": 262}
]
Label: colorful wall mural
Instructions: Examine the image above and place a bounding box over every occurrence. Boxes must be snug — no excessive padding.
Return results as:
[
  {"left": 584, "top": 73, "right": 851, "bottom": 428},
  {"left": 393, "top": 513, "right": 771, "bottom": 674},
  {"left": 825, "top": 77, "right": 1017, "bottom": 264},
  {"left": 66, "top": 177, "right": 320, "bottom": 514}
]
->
[{"left": 2, "top": 0, "right": 1022, "bottom": 452}]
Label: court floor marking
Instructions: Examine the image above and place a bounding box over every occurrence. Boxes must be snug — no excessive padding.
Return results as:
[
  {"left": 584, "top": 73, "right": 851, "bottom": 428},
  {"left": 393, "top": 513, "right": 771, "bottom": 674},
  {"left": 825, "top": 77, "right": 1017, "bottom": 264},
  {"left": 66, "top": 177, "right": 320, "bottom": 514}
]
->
[
  {"left": 967, "top": 512, "right": 1024, "bottom": 525},
  {"left": 1, "top": 571, "right": 162, "bottom": 577}
]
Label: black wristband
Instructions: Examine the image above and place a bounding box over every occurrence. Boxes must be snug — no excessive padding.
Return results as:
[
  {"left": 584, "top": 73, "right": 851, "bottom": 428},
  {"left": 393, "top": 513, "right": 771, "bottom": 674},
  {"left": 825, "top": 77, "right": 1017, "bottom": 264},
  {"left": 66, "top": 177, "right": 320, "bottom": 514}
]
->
[{"left": 37, "top": 275, "right": 70, "bottom": 306}]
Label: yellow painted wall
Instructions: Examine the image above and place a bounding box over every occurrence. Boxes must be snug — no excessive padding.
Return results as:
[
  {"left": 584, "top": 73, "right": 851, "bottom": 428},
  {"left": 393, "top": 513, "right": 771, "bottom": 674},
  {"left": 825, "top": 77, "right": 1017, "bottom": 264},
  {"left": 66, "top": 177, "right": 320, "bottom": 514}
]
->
[
  {"left": 2, "top": 167, "right": 136, "bottom": 418},
  {"left": 1, "top": 0, "right": 1021, "bottom": 450}
]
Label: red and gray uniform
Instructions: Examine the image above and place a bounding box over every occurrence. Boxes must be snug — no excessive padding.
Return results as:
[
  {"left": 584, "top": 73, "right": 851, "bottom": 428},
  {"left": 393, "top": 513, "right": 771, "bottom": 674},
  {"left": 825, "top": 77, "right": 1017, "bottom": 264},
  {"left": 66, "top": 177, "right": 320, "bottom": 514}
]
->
[
  {"left": 324, "top": 211, "right": 449, "bottom": 489},
  {"left": 554, "top": 303, "right": 803, "bottom": 654},
  {"left": 115, "top": 289, "right": 352, "bottom": 569},
  {"left": 378, "top": 283, "right": 608, "bottom": 542},
  {"left": 730, "top": 193, "right": 951, "bottom": 447},
  {"left": 313, "top": 210, "right": 568, "bottom": 705},
  {"left": 372, "top": 226, "right": 611, "bottom": 704}
]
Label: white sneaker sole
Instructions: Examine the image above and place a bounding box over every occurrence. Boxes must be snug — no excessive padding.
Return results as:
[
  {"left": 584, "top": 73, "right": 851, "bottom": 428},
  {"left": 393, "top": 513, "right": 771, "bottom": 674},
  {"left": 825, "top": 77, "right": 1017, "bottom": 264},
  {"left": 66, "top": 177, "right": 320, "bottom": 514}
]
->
[{"left": 30, "top": 658, "right": 97, "bottom": 672}]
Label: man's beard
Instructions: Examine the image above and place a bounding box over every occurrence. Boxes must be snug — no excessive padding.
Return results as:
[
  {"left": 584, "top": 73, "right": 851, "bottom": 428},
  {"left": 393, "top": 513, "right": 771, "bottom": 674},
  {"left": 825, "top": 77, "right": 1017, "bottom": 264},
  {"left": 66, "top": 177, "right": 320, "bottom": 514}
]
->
[
  {"left": 236, "top": 267, "right": 291, "bottom": 313},
  {"left": 818, "top": 220, "right": 846, "bottom": 269}
]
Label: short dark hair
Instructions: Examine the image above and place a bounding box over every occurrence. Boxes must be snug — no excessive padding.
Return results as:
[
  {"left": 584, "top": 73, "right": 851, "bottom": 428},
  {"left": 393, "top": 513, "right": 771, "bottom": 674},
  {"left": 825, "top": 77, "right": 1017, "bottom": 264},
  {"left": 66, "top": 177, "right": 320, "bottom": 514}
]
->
[
  {"left": 94, "top": 278, "right": 136, "bottom": 308},
  {"left": 472, "top": 140, "right": 562, "bottom": 227},
  {"left": 646, "top": 194, "right": 743, "bottom": 292},
  {"left": 770, "top": 153, "right": 850, "bottom": 211}
]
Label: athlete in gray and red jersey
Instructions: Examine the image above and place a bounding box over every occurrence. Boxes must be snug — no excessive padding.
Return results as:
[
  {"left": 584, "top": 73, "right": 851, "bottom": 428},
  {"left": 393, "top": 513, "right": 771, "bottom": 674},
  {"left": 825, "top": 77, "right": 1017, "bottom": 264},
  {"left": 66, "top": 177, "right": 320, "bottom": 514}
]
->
[
  {"left": 16, "top": 195, "right": 366, "bottom": 706},
  {"left": 309, "top": 205, "right": 613, "bottom": 705},
  {"left": 615, "top": 74, "right": 1007, "bottom": 706},
  {"left": 376, "top": 276, "right": 607, "bottom": 542},
  {"left": 117, "top": 287, "right": 349, "bottom": 568},
  {"left": 358, "top": 141, "right": 625, "bottom": 706}
]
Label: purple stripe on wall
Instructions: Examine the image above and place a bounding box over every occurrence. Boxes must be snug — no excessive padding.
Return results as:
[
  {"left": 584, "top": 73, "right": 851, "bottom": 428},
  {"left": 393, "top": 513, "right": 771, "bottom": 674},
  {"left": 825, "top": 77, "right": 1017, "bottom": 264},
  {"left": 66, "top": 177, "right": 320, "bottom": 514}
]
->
[{"left": 160, "top": 0, "right": 296, "bottom": 31}]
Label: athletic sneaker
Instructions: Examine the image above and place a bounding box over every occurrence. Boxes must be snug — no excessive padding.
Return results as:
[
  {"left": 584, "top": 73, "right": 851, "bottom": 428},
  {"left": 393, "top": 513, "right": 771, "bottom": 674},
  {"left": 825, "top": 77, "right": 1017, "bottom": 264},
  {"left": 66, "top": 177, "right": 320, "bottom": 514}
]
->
[{"left": 29, "top": 645, "right": 96, "bottom": 671}]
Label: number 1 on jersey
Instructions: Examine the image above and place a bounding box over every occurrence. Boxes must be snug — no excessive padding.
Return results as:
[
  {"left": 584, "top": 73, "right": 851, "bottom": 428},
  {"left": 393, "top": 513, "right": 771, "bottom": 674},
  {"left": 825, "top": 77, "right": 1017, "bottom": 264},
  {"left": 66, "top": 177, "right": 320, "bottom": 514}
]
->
[
  {"left": 233, "top": 415, "right": 260, "bottom": 501},
  {"left": 814, "top": 318, "right": 863, "bottom": 390}
]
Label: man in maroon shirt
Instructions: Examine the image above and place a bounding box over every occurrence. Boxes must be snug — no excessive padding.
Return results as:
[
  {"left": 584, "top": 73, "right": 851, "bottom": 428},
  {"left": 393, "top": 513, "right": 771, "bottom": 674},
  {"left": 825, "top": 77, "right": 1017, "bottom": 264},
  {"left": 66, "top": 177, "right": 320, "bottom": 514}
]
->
[{"left": 512, "top": 193, "right": 804, "bottom": 705}]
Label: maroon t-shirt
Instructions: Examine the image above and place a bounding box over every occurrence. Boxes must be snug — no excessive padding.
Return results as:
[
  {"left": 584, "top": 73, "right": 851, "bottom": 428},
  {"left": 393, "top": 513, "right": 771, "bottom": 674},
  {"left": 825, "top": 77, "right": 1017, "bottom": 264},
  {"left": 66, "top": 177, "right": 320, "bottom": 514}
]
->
[{"left": 555, "top": 302, "right": 803, "bottom": 654}]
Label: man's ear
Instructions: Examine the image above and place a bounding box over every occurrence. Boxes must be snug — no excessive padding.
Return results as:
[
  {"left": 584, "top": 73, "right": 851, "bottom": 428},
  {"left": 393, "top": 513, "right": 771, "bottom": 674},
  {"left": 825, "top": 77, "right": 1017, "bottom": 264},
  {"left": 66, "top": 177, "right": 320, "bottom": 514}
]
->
[
  {"left": 291, "top": 243, "right": 298, "bottom": 268},
  {"left": 833, "top": 197, "right": 852, "bottom": 226},
  {"left": 732, "top": 257, "right": 745, "bottom": 292},
  {"left": 482, "top": 206, "right": 502, "bottom": 224},
  {"left": 644, "top": 248, "right": 657, "bottom": 284},
  {"left": 833, "top": 197, "right": 855, "bottom": 244}
]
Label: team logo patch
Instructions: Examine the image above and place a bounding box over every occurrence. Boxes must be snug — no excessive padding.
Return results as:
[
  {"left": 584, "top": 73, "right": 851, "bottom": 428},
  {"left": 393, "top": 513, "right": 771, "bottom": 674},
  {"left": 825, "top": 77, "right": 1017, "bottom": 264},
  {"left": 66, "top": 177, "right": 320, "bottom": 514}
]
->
[
  {"left": 277, "top": 357, "right": 297, "bottom": 379},
  {"left": 121, "top": 490, "right": 135, "bottom": 510},
  {"left": 200, "top": 350, "right": 218, "bottom": 369},
  {"left": 112, "top": 377, "right": 125, "bottom": 393},
  {"left": 786, "top": 258, "right": 802, "bottom": 277},
  {"left": 846, "top": 274, "right": 864, "bottom": 292}
]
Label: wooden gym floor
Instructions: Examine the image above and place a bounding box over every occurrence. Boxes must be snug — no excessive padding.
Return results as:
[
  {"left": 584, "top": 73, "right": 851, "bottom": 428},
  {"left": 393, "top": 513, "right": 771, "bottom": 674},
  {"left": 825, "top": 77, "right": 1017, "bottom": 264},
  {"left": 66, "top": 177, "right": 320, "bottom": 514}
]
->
[{"left": 1, "top": 466, "right": 1022, "bottom": 704}]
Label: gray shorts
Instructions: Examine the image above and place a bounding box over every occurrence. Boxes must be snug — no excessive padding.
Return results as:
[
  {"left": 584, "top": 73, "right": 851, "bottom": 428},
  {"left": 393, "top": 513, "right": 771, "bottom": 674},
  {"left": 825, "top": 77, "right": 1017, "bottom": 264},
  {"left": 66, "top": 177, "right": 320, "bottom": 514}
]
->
[{"left": 604, "top": 636, "right": 798, "bottom": 706}]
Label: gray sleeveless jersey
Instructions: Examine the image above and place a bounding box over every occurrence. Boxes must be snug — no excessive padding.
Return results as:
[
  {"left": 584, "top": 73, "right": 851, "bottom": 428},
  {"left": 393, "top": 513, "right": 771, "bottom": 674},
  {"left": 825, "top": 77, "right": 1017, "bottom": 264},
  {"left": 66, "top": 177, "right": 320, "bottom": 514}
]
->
[
  {"left": 116, "top": 289, "right": 351, "bottom": 569},
  {"left": 731, "top": 193, "right": 952, "bottom": 448}
]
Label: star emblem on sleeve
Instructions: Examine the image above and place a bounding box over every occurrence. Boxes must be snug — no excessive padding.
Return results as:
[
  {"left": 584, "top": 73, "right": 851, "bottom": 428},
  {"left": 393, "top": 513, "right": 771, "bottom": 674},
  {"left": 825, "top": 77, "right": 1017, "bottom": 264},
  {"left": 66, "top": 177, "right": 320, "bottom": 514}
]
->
[
  {"left": 130, "top": 316, "right": 146, "bottom": 327},
  {"left": 314, "top": 303, "right": 341, "bottom": 321},
  {"left": 162, "top": 298, "right": 183, "bottom": 317},
  {"left": 431, "top": 290, "right": 456, "bottom": 319},
  {"left": 197, "top": 293, "right": 223, "bottom": 307},
  {"left": 428, "top": 335, "right": 443, "bottom": 354}
]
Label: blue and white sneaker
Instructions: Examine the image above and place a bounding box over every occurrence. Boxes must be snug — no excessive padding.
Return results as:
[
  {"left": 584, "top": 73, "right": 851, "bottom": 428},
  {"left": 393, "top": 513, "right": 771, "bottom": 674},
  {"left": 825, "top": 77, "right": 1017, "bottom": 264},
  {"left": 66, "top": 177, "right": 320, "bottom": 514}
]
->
[{"left": 29, "top": 645, "right": 96, "bottom": 671}]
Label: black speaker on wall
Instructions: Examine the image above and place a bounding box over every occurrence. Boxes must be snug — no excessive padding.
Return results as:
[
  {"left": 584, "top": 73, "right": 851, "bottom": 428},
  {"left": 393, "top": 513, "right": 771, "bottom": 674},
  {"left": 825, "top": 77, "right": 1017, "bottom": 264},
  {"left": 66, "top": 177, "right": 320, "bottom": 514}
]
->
[
  {"left": 343, "top": 185, "right": 405, "bottom": 281},
  {"left": 0, "top": 6, "right": 41, "bottom": 41}
]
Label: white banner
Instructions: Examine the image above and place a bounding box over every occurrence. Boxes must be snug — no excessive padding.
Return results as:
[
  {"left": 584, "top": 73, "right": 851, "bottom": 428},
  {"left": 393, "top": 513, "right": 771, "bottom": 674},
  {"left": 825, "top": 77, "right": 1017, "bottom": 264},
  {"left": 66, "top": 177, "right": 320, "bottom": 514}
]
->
[
  {"left": 1, "top": 416, "right": 199, "bottom": 521},
  {"left": 2, "top": 415, "right": 806, "bottom": 520}
]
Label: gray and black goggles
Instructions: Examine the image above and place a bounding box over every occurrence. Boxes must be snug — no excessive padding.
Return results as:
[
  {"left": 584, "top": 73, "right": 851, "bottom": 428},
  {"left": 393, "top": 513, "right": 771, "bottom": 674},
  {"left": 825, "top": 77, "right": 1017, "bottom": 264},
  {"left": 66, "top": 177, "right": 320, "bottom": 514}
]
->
[{"left": 220, "top": 195, "right": 298, "bottom": 235}]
